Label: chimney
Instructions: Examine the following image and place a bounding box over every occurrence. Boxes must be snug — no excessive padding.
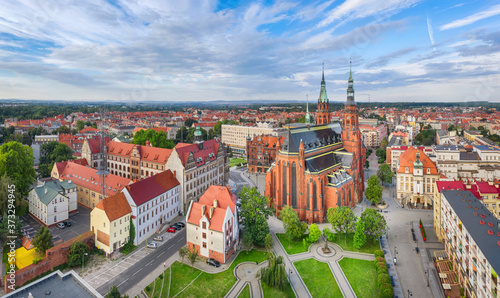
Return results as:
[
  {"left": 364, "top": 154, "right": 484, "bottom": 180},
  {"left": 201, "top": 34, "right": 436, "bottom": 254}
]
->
[
  {"left": 210, "top": 207, "right": 214, "bottom": 219},
  {"left": 213, "top": 199, "right": 218, "bottom": 209},
  {"left": 44, "top": 187, "right": 47, "bottom": 194},
  {"left": 201, "top": 205, "right": 206, "bottom": 216}
]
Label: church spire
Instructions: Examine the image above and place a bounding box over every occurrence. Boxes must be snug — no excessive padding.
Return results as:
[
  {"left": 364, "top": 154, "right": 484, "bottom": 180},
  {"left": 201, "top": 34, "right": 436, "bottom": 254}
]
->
[
  {"left": 346, "top": 59, "right": 355, "bottom": 106},
  {"left": 305, "top": 95, "right": 311, "bottom": 124},
  {"left": 318, "top": 63, "right": 328, "bottom": 104}
]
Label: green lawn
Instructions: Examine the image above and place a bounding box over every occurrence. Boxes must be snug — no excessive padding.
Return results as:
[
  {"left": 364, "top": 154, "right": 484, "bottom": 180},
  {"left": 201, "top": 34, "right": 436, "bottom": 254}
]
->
[
  {"left": 330, "top": 233, "right": 379, "bottom": 254},
  {"left": 145, "top": 249, "right": 269, "bottom": 298},
  {"left": 339, "top": 258, "right": 380, "bottom": 298},
  {"left": 276, "top": 233, "right": 310, "bottom": 255},
  {"left": 262, "top": 280, "right": 296, "bottom": 298},
  {"left": 230, "top": 158, "right": 247, "bottom": 167},
  {"left": 238, "top": 284, "right": 251, "bottom": 298},
  {"left": 294, "top": 259, "right": 342, "bottom": 297}
]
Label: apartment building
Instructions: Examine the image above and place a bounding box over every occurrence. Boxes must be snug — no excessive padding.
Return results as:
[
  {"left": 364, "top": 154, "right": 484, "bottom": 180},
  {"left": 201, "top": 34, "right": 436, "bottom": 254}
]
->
[
  {"left": 122, "top": 170, "right": 181, "bottom": 245},
  {"left": 81, "top": 136, "right": 110, "bottom": 169},
  {"left": 359, "top": 124, "right": 387, "bottom": 148},
  {"left": 186, "top": 186, "right": 238, "bottom": 263},
  {"left": 51, "top": 161, "right": 132, "bottom": 209},
  {"left": 91, "top": 192, "right": 132, "bottom": 256},
  {"left": 439, "top": 190, "right": 500, "bottom": 298},
  {"left": 221, "top": 122, "right": 285, "bottom": 154},
  {"left": 28, "top": 180, "right": 77, "bottom": 226}
]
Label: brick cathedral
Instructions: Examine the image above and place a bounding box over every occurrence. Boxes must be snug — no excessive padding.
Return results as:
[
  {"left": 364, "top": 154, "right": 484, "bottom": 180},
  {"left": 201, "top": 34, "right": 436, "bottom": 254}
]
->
[{"left": 264, "top": 64, "right": 366, "bottom": 223}]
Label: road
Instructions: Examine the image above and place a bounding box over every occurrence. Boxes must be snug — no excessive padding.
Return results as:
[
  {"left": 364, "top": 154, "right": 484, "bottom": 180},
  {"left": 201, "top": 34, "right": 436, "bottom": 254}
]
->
[{"left": 96, "top": 230, "right": 186, "bottom": 296}]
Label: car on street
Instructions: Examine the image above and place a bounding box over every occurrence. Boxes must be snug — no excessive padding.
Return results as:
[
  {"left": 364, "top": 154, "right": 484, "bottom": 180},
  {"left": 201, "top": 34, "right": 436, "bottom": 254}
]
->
[
  {"left": 147, "top": 242, "right": 158, "bottom": 249},
  {"left": 170, "top": 224, "right": 181, "bottom": 231},
  {"left": 206, "top": 258, "right": 220, "bottom": 267},
  {"left": 56, "top": 222, "right": 66, "bottom": 229},
  {"left": 166, "top": 227, "right": 176, "bottom": 233},
  {"left": 63, "top": 220, "right": 71, "bottom": 227},
  {"left": 175, "top": 222, "right": 185, "bottom": 228},
  {"left": 153, "top": 236, "right": 164, "bottom": 241}
]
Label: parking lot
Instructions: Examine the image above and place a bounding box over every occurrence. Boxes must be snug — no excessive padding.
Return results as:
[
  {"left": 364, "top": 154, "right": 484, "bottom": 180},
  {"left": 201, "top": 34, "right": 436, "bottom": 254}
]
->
[{"left": 21, "top": 204, "right": 91, "bottom": 243}]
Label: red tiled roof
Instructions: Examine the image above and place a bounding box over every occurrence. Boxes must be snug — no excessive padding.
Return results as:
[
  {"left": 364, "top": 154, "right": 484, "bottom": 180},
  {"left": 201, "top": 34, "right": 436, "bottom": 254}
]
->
[
  {"left": 54, "top": 161, "right": 131, "bottom": 196},
  {"left": 95, "top": 192, "right": 132, "bottom": 222},
  {"left": 187, "top": 202, "right": 228, "bottom": 232},
  {"left": 72, "top": 158, "right": 89, "bottom": 166},
  {"left": 476, "top": 182, "right": 499, "bottom": 195},
  {"left": 198, "top": 185, "right": 236, "bottom": 214},
  {"left": 125, "top": 170, "right": 179, "bottom": 206},
  {"left": 187, "top": 186, "right": 236, "bottom": 232},
  {"left": 436, "top": 181, "right": 465, "bottom": 192},
  {"left": 175, "top": 139, "right": 221, "bottom": 167},
  {"left": 107, "top": 141, "right": 172, "bottom": 163},
  {"left": 397, "top": 147, "right": 438, "bottom": 175},
  {"left": 87, "top": 136, "right": 111, "bottom": 154},
  {"left": 79, "top": 127, "right": 100, "bottom": 134}
]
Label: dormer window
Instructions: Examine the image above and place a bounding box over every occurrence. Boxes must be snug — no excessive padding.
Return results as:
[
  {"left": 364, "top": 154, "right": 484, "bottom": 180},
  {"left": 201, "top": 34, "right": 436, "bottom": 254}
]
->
[
  {"left": 405, "top": 167, "right": 409, "bottom": 173},
  {"left": 427, "top": 168, "right": 430, "bottom": 174}
]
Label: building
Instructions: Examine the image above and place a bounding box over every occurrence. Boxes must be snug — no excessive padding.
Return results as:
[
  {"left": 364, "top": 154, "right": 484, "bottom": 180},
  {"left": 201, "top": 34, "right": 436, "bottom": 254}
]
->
[
  {"left": 359, "top": 124, "right": 387, "bottom": 148},
  {"left": 33, "top": 135, "right": 59, "bottom": 145},
  {"left": 438, "top": 190, "right": 500, "bottom": 298},
  {"left": 51, "top": 161, "right": 132, "bottom": 209},
  {"left": 387, "top": 145, "right": 433, "bottom": 172},
  {"left": 246, "top": 135, "right": 285, "bottom": 173},
  {"left": 186, "top": 186, "right": 238, "bottom": 263},
  {"left": 436, "top": 130, "right": 458, "bottom": 145},
  {"left": 265, "top": 65, "right": 365, "bottom": 223},
  {"left": 221, "top": 122, "right": 285, "bottom": 154},
  {"left": 464, "top": 130, "right": 482, "bottom": 142},
  {"left": 79, "top": 127, "right": 101, "bottom": 137},
  {"left": 4, "top": 270, "right": 102, "bottom": 298},
  {"left": 81, "top": 135, "right": 110, "bottom": 169},
  {"left": 122, "top": 170, "right": 180, "bottom": 245},
  {"left": 396, "top": 147, "right": 439, "bottom": 207},
  {"left": 91, "top": 192, "right": 132, "bottom": 255},
  {"left": 165, "top": 127, "right": 229, "bottom": 211},
  {"left": 28, "top": 180, "right": 77, "bottom": 226}
]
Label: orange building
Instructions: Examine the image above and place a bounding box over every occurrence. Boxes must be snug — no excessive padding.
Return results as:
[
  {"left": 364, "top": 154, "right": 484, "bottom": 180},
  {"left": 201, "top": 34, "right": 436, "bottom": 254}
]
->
[
  {"left": 246, "top": 135, "right": 285, "bottom": 173},
  {"left": 265, "top": 65, "right": 365, "bottom": 223}
]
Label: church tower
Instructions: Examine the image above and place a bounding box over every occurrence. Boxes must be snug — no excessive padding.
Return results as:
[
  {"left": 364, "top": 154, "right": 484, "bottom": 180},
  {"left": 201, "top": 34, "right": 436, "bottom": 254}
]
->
[
  {"left": 316, "top": 65, "right": 330, "bottom": 125},
  {"left": 341, "top": 61, "right": 364, "bottom": 202}
]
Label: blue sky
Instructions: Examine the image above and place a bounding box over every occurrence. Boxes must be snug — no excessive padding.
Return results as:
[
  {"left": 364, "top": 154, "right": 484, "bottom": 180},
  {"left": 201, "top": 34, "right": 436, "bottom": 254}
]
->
[{"left": 0, "top": 0, "right": 499, "bottom": 103}]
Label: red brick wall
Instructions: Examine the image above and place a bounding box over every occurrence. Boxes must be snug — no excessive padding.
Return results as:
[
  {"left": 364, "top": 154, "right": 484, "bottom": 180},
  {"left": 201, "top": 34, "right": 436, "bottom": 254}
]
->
[{"left": 4, "top": 231, "right": 94, "bottom": 293}]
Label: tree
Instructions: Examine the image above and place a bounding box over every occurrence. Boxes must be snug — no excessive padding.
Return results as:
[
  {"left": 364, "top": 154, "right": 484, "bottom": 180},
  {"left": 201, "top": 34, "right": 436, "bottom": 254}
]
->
[
  {"left": 0, "top": 174, "right": 19, "bottom": 215},
  {"left": 327, "top": 206, "right": 357, "bottom": 244},
  {"left": 353, "top": 219, "right": 366, "bottom": 249},
  {"left": 105, "top": 285, "right": 121, "bottom": 298},
  {"left": 242, "top": 232, "right": 253, "bottom": 252},
  {"left": 178, "top": 246, "right": 189, "bottom": 262},
  {"left": 264, "top": 233, "right": 273, "bottom": 251},
  {"left": 0, "top": 212, "right": 23, "bottom": 241},
  {"left": 414, "top": 129, "right": 436, "bottom": 145},
  {"left": 377, "top": 163, "right": 394, "bottom": 184},
  {"left": 280, "top": 206, "right": 307, "bottom": 241},
  {"left": 365, "top": 175, "right": 383, "bottom": 205},
  {"left": 360, "top": 208, "right": 387, "bottom": 241},
  {"left": 258, "top": 253, "right": 287, "bottom": 290},
  {"left": 238, "top": 186, "right": 273, "bottom": 246},
  {"left": 39, "top": 141, "right": 74, "bottom": 177},
  {"left": 365, "top": 160, "right": 370, "bottom": 169},
  {"left": 0, "top": 141, "right": 36, "bottom": 196},
  {"left": 66, "top": 241, "right": 90, "bottom": 267},
  {"left": 380, "top": 139, "right": 388, "bottom": 150},
  {"left": 54, "top": 125, "right": 71, "bottom": 135},
  {"left": 188, "top": 247, "right": 198, "bottom": 270},
  {"left": 32, "top": 226, "right": 54, "bottom": 255},
  {"left": 184, "top": 118, "right": 198, "bottom": 128},
  {"left": 307, "top": 223, "right": 321, "bottom": 243},
  {"left": 375, "top": 148, "right": 386, "bottom": 161},
  {"left": 76, "top": 120, "right": 85, "bottom": 131},
  {"left": 132, "top": 129, "right": 174, "bottom": 149},
  {"left": 128, "top": 218, "right": 135, "bottom": 245}
]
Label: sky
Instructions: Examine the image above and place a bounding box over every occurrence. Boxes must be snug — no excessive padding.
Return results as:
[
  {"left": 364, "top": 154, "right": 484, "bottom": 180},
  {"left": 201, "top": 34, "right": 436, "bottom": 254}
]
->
[{"left": 0, "top": 0, "right": 499, "bottom": 103}]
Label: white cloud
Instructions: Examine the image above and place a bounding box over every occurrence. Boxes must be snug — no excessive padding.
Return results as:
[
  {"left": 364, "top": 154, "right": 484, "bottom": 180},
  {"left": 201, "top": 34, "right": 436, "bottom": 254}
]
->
[
  {"left": 440, "top": 4, "right": 500, "bottom": 31},
  {"left": 426, "top": 15, "right": 435, "bottom": 50}
]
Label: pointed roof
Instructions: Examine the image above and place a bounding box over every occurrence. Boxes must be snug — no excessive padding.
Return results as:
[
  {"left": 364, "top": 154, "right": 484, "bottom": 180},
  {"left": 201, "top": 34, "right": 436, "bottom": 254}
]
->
[
  {"left": 125, "top": 170, "right": 179, "bottom": 206},
  {"left": 318, "top": 64, "right": 328, "bottom": 104},
  {"left": 397, "top": 147, "right": 437, "bottom": 175},
  {"left": 346, "top": 59, "right": 355, "bottom": 106},
  {"left": 95, "top": 192, "right": 132, "bottom": 222}
]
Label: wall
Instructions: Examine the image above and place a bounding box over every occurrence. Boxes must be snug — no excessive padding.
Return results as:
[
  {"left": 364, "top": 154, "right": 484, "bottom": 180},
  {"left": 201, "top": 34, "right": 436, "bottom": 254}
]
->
[{"left": 4, "top": 231, "right": 94, "bottom": 294}]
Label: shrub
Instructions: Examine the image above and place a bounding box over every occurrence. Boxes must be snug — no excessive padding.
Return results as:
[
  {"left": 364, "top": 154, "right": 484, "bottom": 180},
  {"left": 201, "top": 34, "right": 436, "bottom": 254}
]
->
[
  {"left": 378, "top": 273, "right": 390, "bottom": 285},
  {"left": 145, "top": 286, "right": 151, "bottom": 292},
  {"left": 376, "top": 257, "right": 385, "bottom": 263},
  {"left": 159, "top": 274, "right": 163, "bottom": 279},
  {"left": 379, "top": 282, "right": 391, "bottom": 291},
  {"left": 381, "top": 287, "right": 394, "bottom": 298},
  {"left": 374, "top": 250, "right": 384, "bottom": 258},
  {"left": 377, "top": 265, "right": 388, "bottom": 274}
]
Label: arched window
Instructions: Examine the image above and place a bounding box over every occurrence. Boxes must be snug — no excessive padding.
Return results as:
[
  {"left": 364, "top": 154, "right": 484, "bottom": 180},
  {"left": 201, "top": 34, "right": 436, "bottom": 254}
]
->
[
  {"left": 348, "top": 184, "right": 352, "bottom": 203},
  {"left": 313, "top": 182, "right": 317, "bottom": 211},
  {"left": 307, "top": 182, "right": 310, "bottom": 210},
  {"left": 291, "top": 163, "right": 297, "bottom": 208},
  {"left": 282, "top": 163, "right": 287, "bottom": 206}
]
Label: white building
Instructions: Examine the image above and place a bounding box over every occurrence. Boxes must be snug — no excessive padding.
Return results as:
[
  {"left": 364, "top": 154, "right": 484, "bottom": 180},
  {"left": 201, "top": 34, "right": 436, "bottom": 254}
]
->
[
  {"left": 221, "top": 123, "right": 285, "bottom": 154},
  {"left": 123, "top": 170, "right": 180, "bottom": 245},
  {"left": 28, "top": 180, "right": 77, "bottom": 226}
]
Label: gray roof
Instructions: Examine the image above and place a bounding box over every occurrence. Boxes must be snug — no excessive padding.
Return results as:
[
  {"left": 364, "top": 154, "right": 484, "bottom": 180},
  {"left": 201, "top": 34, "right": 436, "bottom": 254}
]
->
[
  {"left": 459, "top": 151, "right": 480, "bottom": 161},
  {"left": 281, "top": 123, "right": 342, "bottom": 153},
  {"left": 4, "top": 270, "right": 102, "bottom": 298},
  {"left": 33, "top": 180, "right": 76, "bottom": 205},
  {"left": 435, "top": 145, "right": 461, "bottom": 151},
  {"left": 475, "top": 145, "right": 500, "bottom": 151},
  {"left": 387, "top": 136, "right": 403, "bottom": 147},
  {"left": 442, "top": 190, "right": 500, "bottom": 274}
]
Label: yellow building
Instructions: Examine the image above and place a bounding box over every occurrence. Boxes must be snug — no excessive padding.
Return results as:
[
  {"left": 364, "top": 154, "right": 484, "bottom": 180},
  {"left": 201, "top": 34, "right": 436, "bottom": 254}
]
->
[
  {"left": 90, "top": 192, "right": 132, "bottom": 256},
  {"left": 52, "top": 161, "right": 131, "bottom": 209},
  {"left": 464, "top": 130, "right": 482, "bottom": 141}
]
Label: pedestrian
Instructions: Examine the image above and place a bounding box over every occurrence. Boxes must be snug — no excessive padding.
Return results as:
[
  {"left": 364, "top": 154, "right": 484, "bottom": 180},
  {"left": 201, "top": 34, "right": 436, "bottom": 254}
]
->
[{"left": 164, "top": 262, "right": 166, "bottom": 268}]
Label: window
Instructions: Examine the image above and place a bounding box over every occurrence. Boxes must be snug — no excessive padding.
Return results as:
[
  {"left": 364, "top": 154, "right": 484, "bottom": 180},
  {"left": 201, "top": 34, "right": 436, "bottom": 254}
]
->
[
  {"left": 202, "top": 222, "right": 206, "bottom": 229},
  {"left": 104, "top": 222, "right": 106, "bottom": 227},
  {"left": 54, "top": 216, "right": 57, "bottom": 222},
  {"left": 203, "top": 232, "right": 206, "bottom": 239},
  {"left": 54, "top": 206, "right": 57, "bottom": 212},
  {"left": 203, "top": 242, "right": 207, "bottom": 248}
]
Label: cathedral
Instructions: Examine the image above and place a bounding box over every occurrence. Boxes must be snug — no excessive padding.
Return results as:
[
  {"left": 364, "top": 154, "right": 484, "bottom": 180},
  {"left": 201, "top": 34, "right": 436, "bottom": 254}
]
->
[{"left": 264, "top": 64, "right": 366, "bottom": 223}]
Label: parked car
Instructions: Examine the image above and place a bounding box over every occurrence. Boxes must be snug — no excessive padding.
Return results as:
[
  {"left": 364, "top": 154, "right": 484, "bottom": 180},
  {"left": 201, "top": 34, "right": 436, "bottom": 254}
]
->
[
  {"left": 175, "top": 222, "right": 185, "bottom": 228},
  {"left": 56, "top": 222, "right": 66, "bottom": 229},
  {"left": 63, "top": 220, "right": 71, "bottom": 227},
  {"left": 170, "top": 224, "right": 181, "bottom": 231},
  {"left": 147, "top": 242, "right": 158, "bottom": 249},
  {"left": 166, "top": 227, "right": 176, "bottom": 233},
  {"left": 153, "top": 236, "right": 164, "bottom": 241},
  {"left": 206, "top": 258, "right": 220, "bottom": 267}
]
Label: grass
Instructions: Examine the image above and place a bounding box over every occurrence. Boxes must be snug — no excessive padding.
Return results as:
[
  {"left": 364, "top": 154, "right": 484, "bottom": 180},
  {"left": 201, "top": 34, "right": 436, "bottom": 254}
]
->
[
  {"left": 276, "top": 233, "right": 310, "bottom": 255},
  {"left": 145, "top": 261, "right": 197, "bottom": 298},
  {"left": 262, "top": 280, "right": 296, "bottom": 298},
  {"left": 295, "top": 258, "right": 342, "bottom": 297},
  {"left": 230, "top": 157, "right": 247, "bottom": 167},
  {"left": 238, "top": 284, "right": 251, "bottom": 298},
  {"left": 330, "top": 233, "right": 379, "bottom": 254},
  {"left": 339, "top": 258, "right": 380, "bottom": 298},
  {"left": 145, "top": 249, "right": 269, "bottom": 298}
]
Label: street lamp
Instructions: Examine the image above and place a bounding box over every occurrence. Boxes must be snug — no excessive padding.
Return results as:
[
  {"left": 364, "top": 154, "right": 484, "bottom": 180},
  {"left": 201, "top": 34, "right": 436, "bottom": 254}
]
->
[{"left": 81, "top": 252, "right": 88, "bottom": 275}]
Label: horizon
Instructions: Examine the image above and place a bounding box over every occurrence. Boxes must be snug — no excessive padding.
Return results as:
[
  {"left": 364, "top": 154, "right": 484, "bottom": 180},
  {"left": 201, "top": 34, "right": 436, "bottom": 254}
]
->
[{"left": 0, "top": 0, "right": 499, "bottom": 103}]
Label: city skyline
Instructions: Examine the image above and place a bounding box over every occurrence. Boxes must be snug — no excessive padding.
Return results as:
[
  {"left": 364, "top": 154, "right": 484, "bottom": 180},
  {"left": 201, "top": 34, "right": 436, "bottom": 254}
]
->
[{"left": 0, "top": 0, "right": 499, "bottom": 103}]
